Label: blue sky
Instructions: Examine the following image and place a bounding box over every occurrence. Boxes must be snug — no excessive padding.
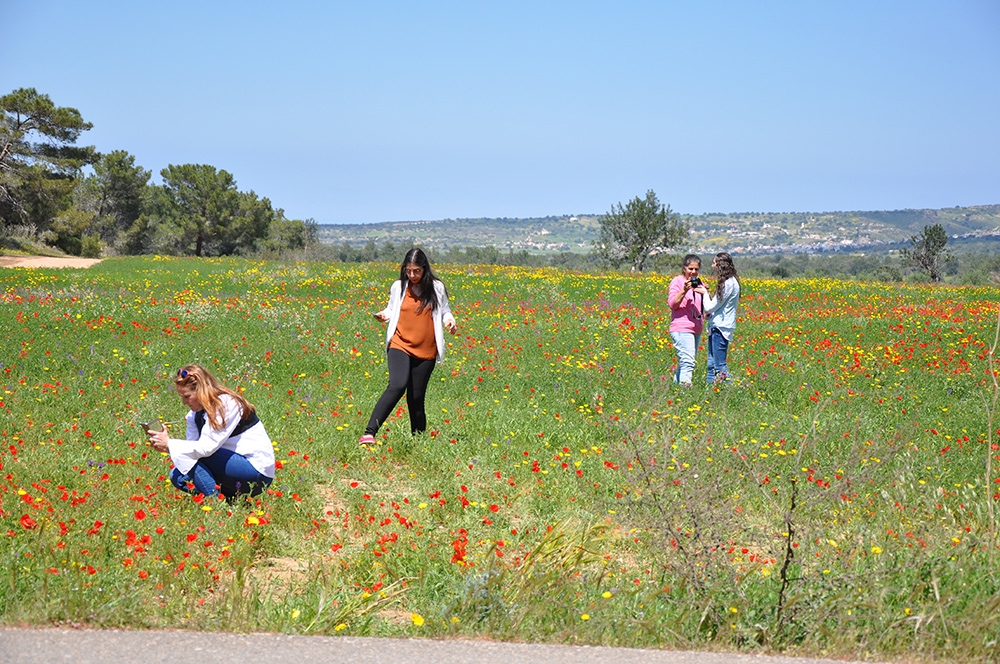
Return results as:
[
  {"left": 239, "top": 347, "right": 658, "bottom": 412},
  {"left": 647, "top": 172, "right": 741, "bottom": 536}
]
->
[{"left": 3, "top": 1, "right": 998, "bottom": 223}]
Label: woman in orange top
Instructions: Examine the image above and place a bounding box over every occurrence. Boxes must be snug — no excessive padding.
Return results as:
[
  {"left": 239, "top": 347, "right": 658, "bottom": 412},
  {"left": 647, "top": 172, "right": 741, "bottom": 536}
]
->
[{"left": 360, "top": 248, "right": 457, "bottom": 447}]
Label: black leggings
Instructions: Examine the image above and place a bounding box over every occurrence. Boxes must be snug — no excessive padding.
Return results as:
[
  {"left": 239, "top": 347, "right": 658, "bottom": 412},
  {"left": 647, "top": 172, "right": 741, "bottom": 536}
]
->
[{"left": 365, "top": 348, "right": 437, "bottom": 435}]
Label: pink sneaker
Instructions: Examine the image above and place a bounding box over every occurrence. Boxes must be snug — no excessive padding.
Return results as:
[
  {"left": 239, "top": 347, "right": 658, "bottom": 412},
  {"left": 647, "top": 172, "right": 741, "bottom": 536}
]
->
[{"left": 358, "top": 434, "right": 376, "bottom": 448}]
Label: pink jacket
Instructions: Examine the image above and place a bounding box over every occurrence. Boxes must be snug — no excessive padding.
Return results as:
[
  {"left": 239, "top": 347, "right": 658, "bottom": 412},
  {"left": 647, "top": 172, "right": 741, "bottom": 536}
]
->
[{"left": 668, "top": 275, "right": 704, "bottom": 334}]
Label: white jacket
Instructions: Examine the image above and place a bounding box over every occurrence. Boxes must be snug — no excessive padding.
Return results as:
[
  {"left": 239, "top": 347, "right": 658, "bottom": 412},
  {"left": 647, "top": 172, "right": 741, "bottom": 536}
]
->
[
  {"left": 378, "top": 279, "right": 455, "bottom": 363},
  {"left": 703, "top": 278, "right": 740, "bottom": 340},
  {"left": 169, "top": 394, "right": 276, "bottom": 478}
]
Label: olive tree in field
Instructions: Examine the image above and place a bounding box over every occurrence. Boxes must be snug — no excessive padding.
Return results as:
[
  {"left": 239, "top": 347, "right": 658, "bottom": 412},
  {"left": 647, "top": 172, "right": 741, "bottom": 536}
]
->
[
  {"left": 901, "top": 223, "right": 951, "bottom": 282},
  {"left": 594, "top": 189, "right": 688, "bottom": 272}
]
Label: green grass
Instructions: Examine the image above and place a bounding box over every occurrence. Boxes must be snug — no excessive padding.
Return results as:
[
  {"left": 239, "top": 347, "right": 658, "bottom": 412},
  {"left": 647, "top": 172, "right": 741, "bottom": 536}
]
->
[{"left": 1, "top": 257, "right": 999, "bottom": 661}]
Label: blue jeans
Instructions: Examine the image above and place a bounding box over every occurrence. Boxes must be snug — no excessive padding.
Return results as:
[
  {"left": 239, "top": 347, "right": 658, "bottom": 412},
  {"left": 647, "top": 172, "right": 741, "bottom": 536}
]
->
[
  {"left": 670, "top": 331, "right": 701, "bottom": 385},
  {"left": 171, "top": 447, "right": 272, "bottom": 499},
  {"left": 706, "top": 327, "right": 731, "bottom": 384}
]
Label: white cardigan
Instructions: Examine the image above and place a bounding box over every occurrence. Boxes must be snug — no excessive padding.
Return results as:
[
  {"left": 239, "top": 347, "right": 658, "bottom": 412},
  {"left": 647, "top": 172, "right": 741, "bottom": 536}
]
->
[
  {"left": 703, "top": 278, "right": 741, "bottom": 340},
  {"left": 377, "top": 279, "right": 455, "bottom": 363},
  {"left": 168, "top": 394, "right": 275, "bottom": 478}
]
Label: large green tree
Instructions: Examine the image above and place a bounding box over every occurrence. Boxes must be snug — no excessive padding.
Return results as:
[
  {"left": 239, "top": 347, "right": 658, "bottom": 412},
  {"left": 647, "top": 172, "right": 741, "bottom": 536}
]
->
[
  {"left": 594, "top": 189, "right": 688, "bottom": 272},
  {"left": 901, "top": 223, "right": 951, "bottom": 282},
  {"left": 0, "top": 88, "right": 95, "bottom": 230},
  {"left": 88, "top": 150, "right": 151, "bottom": 245},
  {"left": 151, "top": 164, "right": 277, "bottom": 256},
  {"left": 259, "top": 216, "right": 319, "bottom": 254}
]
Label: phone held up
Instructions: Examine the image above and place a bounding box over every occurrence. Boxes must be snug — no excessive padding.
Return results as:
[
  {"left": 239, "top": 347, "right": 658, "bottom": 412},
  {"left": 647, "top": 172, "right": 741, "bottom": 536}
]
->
[{"left": 140, "top": 421, "right": 164, "bottom": 435}]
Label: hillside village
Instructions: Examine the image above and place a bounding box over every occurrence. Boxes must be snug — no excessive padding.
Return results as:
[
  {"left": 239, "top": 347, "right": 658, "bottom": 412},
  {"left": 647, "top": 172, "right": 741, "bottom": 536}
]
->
[{"left": 317, "top": 204, "right": 1000, "bottom": 256}]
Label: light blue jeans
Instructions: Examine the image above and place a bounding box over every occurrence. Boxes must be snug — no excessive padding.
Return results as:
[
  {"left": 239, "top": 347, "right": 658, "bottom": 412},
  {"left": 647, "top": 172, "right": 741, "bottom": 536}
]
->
[
  {"left": 670, "top": 331, "right": 701, "bottom": 385},
  {"left": 706, "top": 327, "right": 732, "bottom": 384}
]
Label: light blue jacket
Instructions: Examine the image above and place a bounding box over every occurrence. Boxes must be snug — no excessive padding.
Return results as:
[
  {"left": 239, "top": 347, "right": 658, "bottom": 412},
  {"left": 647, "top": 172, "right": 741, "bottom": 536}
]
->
[
  {"left": 703, "top": 279, "right": 740, "bottom": 340},
  {"left": 378, "top": 279, "right": 455, "bottom": 363}
]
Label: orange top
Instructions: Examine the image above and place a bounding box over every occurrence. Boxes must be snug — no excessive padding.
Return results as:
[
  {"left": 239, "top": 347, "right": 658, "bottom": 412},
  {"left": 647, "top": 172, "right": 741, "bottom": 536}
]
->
[{"left": 388, "top": 288, "right": 436, "bottom": 360}]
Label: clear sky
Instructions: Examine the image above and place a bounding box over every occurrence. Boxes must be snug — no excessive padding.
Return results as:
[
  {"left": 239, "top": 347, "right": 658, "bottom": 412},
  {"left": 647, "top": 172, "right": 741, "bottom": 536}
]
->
[{"left": 3, "top": 1, "right": 998, "bottom": 223}]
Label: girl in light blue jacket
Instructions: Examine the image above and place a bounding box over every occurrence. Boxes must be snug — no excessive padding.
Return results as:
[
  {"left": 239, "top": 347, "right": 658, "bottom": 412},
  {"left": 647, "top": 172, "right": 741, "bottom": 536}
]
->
[{"left": 702, "top": 252, "right": 741, "bottom": 384}]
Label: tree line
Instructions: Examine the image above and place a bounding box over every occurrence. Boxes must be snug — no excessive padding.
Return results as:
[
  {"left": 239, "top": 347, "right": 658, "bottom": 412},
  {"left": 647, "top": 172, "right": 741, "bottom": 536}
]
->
[
  {"left": 589, "top": 190, "right": 965, "bottom": 284},
  {"left": 271, "top": 190, "right": 973, "bottom": 284},
  {"left": 0, "top": 88, "right": 316, "bottom": 257},
  {"left": 0, "top": 87, "right": 972, "bottom": 285},
  {"left": 288, "top": 233, "right": 982, "bottom": 285}
]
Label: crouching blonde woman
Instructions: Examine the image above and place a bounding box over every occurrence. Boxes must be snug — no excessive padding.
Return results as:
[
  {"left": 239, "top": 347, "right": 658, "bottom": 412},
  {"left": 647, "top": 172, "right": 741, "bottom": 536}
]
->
[{"left": 148, "top": 364, "right": 275, "bottom": 500}]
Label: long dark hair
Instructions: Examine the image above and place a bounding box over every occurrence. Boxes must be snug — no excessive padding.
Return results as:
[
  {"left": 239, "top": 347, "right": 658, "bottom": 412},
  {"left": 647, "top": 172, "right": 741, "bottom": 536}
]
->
[
  {"left": 398, "top": 247, "right": 441, "bottom": 313},
  {"left": 713, "top": 252, "right": 740, "bottom": 299}
]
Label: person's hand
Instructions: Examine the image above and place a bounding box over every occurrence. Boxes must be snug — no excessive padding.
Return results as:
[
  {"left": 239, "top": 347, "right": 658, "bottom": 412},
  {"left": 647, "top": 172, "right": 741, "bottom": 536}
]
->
[
  {"left": 373, "top": 311, "right": 389, "bottom": 322},
  {"left": 693, "top": 285, "right": 709, "bottom": 295},
  {"left": 445, "top": 319, "right": 458, "bottom": 334},
  {"left": 148, "top": 427, "right": 169, "bottom": 453}
]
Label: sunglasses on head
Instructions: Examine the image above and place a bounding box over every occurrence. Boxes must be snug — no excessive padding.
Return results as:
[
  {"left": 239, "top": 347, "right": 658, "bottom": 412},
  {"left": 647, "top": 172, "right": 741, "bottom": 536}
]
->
[{"left": 177, "top": 368, "right": 189, "bottom": 378}]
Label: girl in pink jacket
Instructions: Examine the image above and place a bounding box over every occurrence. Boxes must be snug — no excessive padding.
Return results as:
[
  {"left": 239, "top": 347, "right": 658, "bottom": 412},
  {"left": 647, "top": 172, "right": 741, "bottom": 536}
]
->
[{"left": 668, "top": 254, "right": 710, "bottom": 386}]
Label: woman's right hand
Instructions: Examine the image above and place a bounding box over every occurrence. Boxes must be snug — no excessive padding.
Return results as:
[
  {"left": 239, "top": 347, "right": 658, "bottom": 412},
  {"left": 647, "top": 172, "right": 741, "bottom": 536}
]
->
[
  {"left": 373, "top": 311, "right": 389, "bottom": 322},
  {"left": 148, "top": 427, "right": 169, "bottom": 453}
]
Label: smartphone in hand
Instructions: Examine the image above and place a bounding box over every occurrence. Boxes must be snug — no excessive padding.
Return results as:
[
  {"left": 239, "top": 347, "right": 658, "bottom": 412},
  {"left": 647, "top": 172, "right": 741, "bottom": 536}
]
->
[{"left": 140, "top": 421, "right": 164, "bottom": 435}]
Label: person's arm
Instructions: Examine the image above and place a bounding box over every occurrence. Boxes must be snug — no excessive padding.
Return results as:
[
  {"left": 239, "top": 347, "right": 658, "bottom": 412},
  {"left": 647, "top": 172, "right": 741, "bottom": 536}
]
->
[
  {"left": 185, "top": 399, "right": 242, "bottom": 458},
  {"left": 668, "top": 277, "right": 688, "bottom": 310},
  {"left": 169, "top": 399, "right": 244, "bottom": 474},
  {"left": 148, "top": 413, "right": 195, "bottom": 453},
  {"left": 723, "top": 279, "right": 740, "bottom": 315},
  {"left": 374, "top": 281, "right": 401, "bottom": 322},
  {"left": 702, "top": 289, "right": 720, "bottom": 314},
  {"left": 437, "top": 280, "right": 457, "bottom": 333}
]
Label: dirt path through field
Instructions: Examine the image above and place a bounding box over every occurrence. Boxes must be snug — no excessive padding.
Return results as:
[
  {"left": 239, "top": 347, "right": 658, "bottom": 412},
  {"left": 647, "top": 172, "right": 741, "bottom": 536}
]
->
[{"left": 0, "top": 255, "right": 103, "bottom": 268}]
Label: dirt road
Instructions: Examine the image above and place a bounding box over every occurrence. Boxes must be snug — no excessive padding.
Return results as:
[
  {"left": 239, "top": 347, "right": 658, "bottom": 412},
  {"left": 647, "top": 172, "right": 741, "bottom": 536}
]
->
[
  {"left": 0, "top": 255, "right": 103, "bottom": 268},
  {"left": 0, "top": 628, "right": 874, "bottom": 664}
]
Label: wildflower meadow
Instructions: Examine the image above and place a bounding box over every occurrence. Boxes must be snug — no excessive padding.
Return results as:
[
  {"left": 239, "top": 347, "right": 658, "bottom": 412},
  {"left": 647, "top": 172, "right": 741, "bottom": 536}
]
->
[{"left": 2, "top": 256, "right": 999, "bottom": 662}]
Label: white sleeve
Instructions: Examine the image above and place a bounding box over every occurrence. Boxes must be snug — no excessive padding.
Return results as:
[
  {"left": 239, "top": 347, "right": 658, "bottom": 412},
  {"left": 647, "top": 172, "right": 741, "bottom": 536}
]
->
[
  {"left": 436, "top": 280, "right": 455, "bottom": 326},
  {"left": 379, "top": 281, "right": 401, "bottom": 317},
  {"left": 724, "top": 279, "right": 739, "bottom": 304},
  {"left": 169, "top": 397, "right": 243, "bottom": 474}
]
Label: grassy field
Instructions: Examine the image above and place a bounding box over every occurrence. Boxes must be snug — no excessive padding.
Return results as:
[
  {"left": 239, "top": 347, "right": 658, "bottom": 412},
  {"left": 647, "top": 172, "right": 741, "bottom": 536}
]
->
[{"left": 2, "top": 256, "right": 999, "bottom": 662}]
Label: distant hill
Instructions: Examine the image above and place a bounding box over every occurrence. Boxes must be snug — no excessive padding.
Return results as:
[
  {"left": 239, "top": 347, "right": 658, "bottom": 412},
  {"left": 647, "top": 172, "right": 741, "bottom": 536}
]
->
[{"left": 317, "top": 204, "right": 1000, "bottom": 255}]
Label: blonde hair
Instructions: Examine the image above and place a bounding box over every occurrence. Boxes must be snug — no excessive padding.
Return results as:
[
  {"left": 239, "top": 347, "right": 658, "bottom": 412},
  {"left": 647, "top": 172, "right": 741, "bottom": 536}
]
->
[{"left": 173, "top": 364, "right": 254, "bottom": 431}]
